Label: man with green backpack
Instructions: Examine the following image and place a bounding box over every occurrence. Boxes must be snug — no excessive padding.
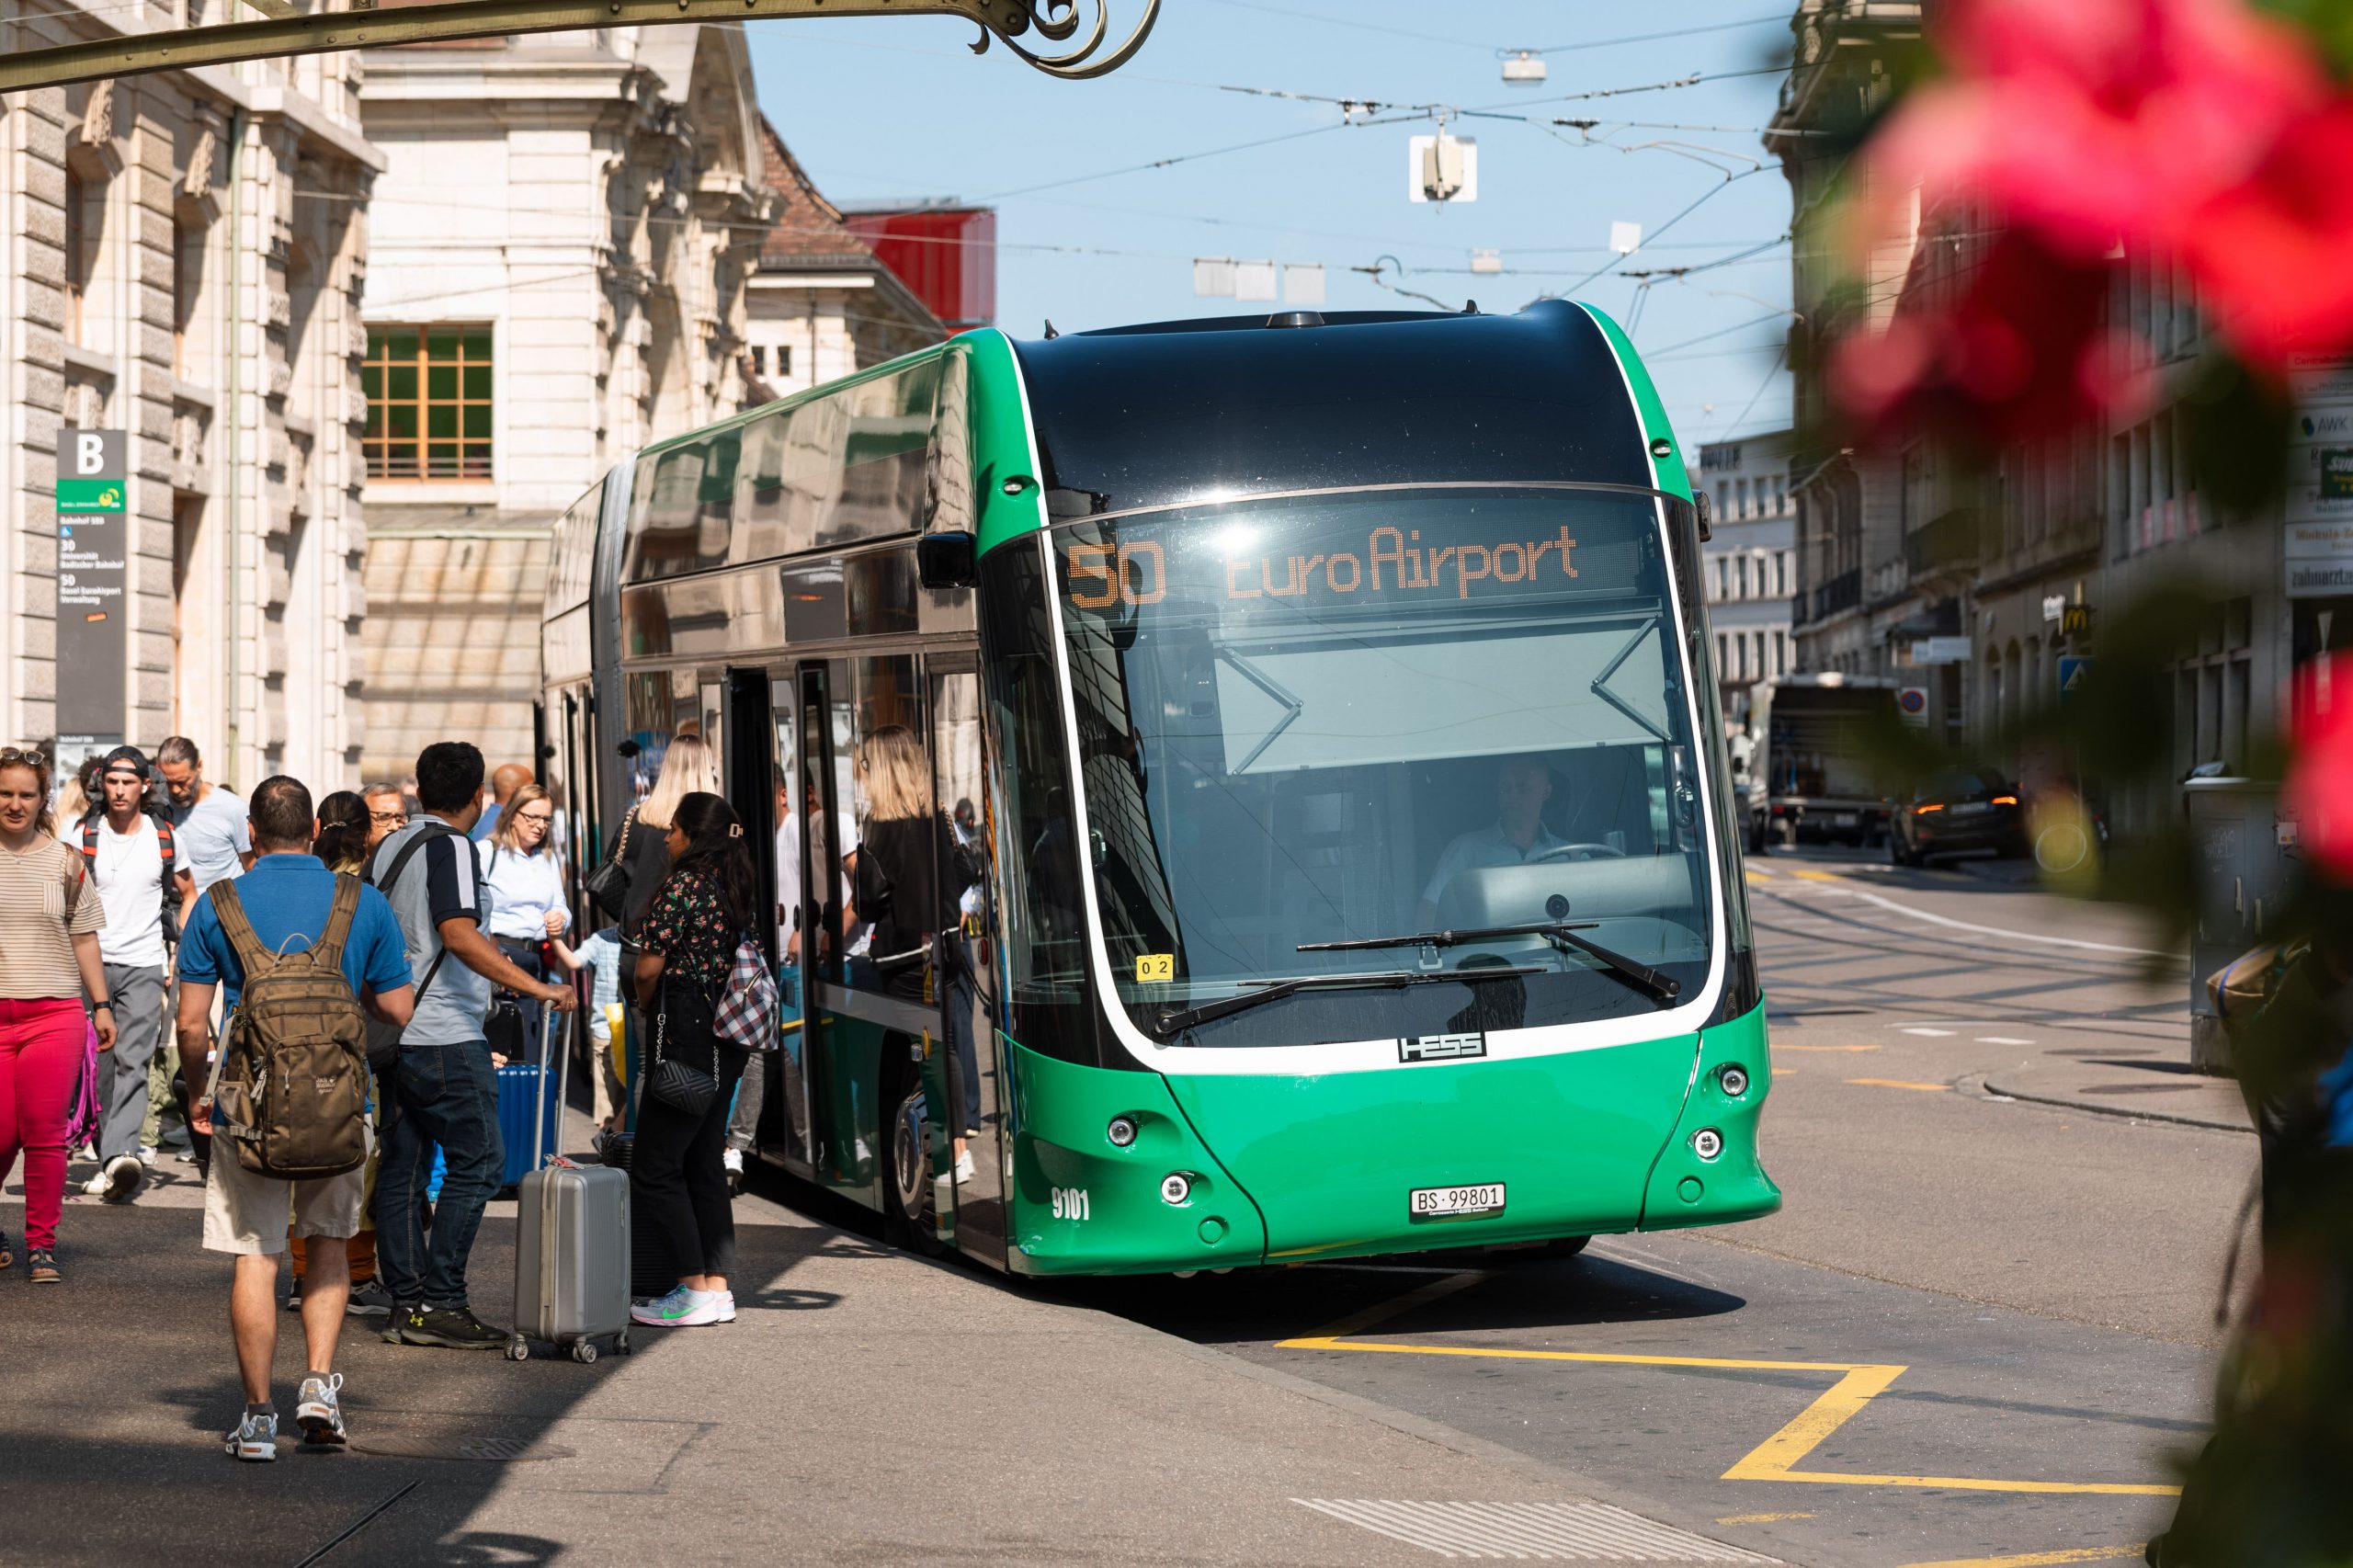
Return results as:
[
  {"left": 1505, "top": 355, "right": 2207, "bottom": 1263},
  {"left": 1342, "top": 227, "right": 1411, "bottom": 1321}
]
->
[{"left": 176, "top": 777, "right": 416, "bottom": 1462}]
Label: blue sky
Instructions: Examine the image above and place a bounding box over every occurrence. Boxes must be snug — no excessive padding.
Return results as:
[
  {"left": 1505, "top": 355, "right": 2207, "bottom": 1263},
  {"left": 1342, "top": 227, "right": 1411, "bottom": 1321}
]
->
[{"left": 744, "top": 1, "right": 1796, "bottom": 444}]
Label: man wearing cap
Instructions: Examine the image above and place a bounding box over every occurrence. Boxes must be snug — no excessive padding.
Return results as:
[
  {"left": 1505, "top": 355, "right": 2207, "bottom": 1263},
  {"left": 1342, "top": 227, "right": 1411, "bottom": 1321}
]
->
[{"left": 76, "top": 746, "right": 195, "bottom": 1202}]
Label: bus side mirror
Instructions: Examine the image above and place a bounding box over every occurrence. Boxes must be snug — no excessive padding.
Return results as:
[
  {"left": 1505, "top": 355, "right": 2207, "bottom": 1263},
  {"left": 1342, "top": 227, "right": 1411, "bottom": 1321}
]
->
[{"left": 918, "top": 530, "right": 977, "bottom": 590}]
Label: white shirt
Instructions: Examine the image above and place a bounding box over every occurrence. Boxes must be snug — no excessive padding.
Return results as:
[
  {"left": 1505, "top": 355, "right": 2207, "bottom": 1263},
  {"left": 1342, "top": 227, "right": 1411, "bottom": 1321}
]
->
[
  {"left": 1421, "top": 819, "right": 1571, "bottom": 911},
  {"left": 476, "top": 839, "right": 571, "bottom": 942},
  {"left": 93, "top": 814, "right": 169, "bottom": 968}
]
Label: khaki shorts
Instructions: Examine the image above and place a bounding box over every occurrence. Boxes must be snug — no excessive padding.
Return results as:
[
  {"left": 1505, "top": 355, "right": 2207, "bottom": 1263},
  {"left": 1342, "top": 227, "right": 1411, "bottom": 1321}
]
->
[{"left": 202, "top": 1126, "right": 371, "bottom": 1256}]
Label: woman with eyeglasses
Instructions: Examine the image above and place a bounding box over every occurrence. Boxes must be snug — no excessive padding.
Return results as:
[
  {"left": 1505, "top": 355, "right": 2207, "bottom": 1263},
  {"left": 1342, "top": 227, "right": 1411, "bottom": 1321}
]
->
[
  {"left": 478, "top": 783, "right": 570, "bottom": 1073},
  {"left": 0, "top": 745, "right": 115, "bottom": 1284}
]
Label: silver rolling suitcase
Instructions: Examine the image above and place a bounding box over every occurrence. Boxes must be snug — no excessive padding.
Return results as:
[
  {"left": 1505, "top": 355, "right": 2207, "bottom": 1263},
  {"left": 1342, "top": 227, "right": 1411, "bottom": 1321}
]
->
[{"left": 509, "top": 1002, "right": 632, "bottom": 1363}]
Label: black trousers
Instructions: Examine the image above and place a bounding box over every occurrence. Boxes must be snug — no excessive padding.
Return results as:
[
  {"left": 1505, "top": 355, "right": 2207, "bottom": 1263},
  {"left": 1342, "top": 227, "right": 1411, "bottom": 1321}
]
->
[{"left": 630, "top": 1023, "right": 748, "bottom": 1285}]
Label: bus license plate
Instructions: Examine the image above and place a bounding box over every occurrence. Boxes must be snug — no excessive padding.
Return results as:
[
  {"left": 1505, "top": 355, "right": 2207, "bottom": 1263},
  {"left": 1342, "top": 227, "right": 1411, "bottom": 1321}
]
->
[
  {"left": 1410, "top": 1183, "right": 1506, "bottom": 1219},
  {"left": 1832, "top": 812, "right": 1858, "bottom": 827}
]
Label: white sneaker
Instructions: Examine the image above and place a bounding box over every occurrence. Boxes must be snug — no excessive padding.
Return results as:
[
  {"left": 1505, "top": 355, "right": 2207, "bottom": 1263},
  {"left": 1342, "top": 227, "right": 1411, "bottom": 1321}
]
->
[
  {"left": 953, "top": 1148, "right": 975, "bottom": 1185},
  {"left": 631, "top": 1286, "right": 723, "bottom": 1327},
  {"left": 225, "top": 1410, "right": 278, "bottom": 1461},
  {"left": 722, "top": 1147, "right": 744, "bottom": 1176},
  {"left": 136, "top": 1145, "right": 158, "bottom": 1168},
  {"left": 99, "top": 1154, "right": 143, "bottom": 1202},
  {"left": 81, "top": 1170, "right": 111, "bottom": 1197},
  {"left": 296, "top": 1372, "right": 347, "bottom": 1446},
  {"left": 714, "top": 1290, "right": 737, "bottom": 1324}
]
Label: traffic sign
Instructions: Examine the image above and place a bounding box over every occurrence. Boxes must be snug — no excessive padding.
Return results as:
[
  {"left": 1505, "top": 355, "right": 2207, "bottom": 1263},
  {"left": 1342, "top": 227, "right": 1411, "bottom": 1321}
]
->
[
  {"left": 1897, "top": 685, "right": 1930, "bottom": 727},
  {"left": 2058, "top": 655, "right": 2094, "bottom": 701},
  {"left": 55, "top": 426, "right": 128, "bottom": 748}
]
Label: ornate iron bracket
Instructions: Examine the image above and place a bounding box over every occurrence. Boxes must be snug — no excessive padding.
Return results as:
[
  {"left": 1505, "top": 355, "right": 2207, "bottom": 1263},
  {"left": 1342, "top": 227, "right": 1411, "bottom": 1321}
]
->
[{"left": 0, "top": 0, "right": 1158, "bottom": 95}]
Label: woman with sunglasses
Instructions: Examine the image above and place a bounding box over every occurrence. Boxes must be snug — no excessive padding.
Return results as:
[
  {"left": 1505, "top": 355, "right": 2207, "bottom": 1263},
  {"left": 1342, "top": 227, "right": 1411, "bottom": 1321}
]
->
[
  {"left": 0, "top": 746, "right": 116, "bottom": 1283},
  {"left": 478, "top": 783, "right": 570, "bottom": 1072}
]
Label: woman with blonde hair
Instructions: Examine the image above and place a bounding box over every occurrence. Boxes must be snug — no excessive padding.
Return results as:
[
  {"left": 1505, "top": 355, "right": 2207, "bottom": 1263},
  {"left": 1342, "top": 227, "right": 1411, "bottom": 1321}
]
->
[
  {"left": 849, "top": 725, "right": 982, "bottom": 1181},
  {"left": 613, "top": 734, "right": 720, "bottom": 941}
]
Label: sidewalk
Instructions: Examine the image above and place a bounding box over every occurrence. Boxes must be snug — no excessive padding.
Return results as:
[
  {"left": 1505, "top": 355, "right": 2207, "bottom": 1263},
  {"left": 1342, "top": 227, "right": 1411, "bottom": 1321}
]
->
[{"left": 3, "top": 1125, "right": 1810, "bottom": 1568}]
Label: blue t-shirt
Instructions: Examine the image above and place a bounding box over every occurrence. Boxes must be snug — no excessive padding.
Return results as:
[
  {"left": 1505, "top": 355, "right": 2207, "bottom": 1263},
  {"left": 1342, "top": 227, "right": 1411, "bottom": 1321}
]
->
[{"left": 178, "top": 853, "right": 414, "bottom": 1012}]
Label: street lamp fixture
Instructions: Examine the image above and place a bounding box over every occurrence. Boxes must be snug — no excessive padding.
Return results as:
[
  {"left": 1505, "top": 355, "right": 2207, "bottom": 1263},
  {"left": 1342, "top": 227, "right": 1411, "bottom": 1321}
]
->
[{"left": 0, "top": 0, "right": 1160, "bottom": 93}]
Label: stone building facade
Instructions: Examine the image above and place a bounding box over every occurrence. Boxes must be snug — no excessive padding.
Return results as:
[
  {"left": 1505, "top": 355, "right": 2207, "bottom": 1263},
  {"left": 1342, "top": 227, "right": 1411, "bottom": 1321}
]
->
[
  {"left": 355, "top": 26, "right": 777, "bottom": 782},
  {"left": 0, "top": 0, "right": 380, "bottom": 791},
  {"left": 1698, "top": 430, "right": 1796, "bottom": 722},
  {"left": 1767, "top": 0, "right": 2318, "bottom": 835}
]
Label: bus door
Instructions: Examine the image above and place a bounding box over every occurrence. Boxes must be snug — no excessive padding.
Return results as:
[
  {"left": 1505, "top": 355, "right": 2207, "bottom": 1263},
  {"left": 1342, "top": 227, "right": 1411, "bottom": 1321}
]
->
[
  {"left": 928, "top": 656, "right": 1006, "bottom": 1267},
  {"left": 756, "top": 670, "right": 815, "bottom": 1176}
]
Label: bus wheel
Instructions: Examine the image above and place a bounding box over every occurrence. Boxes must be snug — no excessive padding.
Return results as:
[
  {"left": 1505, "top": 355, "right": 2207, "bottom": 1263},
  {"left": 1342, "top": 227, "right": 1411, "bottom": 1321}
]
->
[
  {"left": 885, "top": 1082, "right": 930, "bottom": 1237},
  {"left": 1541, "top": 1234, "right": 1591, "bottom": 1259}
]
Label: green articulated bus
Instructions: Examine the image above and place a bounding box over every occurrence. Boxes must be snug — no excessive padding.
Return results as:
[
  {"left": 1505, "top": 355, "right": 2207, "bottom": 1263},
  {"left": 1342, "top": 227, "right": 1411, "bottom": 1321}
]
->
[{"left": 540, "top": 301, "right": 1779, "bottom": 1278}]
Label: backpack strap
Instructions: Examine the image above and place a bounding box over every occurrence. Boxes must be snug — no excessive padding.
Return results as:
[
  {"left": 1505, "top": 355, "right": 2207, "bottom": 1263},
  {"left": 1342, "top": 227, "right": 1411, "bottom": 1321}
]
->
[
  {"left": 206, "top": 880, "right": 278, "bottom": 983},
  {"left": 78, "top": 816, "right": 98, "bottom": 861},
  {"left": 153, "top": 813, "right": 177, "bottom": 881},
  {"left": 313, "top": 872, "right": 364, "bottom": 973}
]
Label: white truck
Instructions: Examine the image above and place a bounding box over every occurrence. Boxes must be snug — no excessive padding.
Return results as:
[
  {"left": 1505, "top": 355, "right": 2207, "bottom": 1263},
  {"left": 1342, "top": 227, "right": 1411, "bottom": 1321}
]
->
[{"left": 1743, "top": 675, "right": 1900, "bottom": 851}]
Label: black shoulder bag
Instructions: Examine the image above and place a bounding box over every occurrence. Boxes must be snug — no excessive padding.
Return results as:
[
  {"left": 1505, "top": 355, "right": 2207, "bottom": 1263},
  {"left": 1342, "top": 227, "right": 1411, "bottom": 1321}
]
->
[
  {"left": 646, "top": 974, "right": 722, "bottom": 1116},
  {"left": 584, "top": 807, "right": 637, "bottom": 921}
]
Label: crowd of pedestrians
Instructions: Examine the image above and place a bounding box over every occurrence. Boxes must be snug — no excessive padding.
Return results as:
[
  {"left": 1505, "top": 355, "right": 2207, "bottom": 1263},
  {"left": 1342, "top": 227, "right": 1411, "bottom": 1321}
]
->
[{"left": 0, "top": 724, "right": 797, "bottom": 1461}]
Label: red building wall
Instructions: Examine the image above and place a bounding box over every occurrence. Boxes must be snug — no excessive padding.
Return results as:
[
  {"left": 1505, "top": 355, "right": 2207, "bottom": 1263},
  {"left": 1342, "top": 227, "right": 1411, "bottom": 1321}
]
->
[{"left": 842, "top": 207, "right": 997, "bottom": 331}]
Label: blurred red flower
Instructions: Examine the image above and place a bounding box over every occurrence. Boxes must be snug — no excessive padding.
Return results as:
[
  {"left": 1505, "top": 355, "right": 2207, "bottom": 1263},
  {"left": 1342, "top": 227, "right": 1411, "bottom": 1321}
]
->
[
  {"left": 2285, "top": 652, "right": 2353, "bottom": 883},
  {"left": 2184, "top": 99, "right": 2353, "bottom": 369},
  {"left": 1827, "top": 233, "right": 2154, "bottom": 450},
  {"left": 1861, "top": 0, "right": 2326, "bottom": 261}
]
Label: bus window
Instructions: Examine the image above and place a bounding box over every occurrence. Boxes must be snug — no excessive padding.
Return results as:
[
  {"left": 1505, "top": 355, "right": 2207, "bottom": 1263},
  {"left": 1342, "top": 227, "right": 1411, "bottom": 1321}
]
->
[{"left": 842, "top": 653, "right": 928, "bottom": 998}]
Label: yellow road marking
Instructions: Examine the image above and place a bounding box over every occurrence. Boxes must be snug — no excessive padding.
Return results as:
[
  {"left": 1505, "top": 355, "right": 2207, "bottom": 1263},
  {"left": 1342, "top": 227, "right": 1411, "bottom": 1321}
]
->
[
  {"left": 1773, "top": 1068, "right": 1796, "bottom": 1076},
  {"left": 1899, "top": 1548, "right": 2146, "bottom": 1568},
  {"left": 1779, "top": 1043, "right": 1881, "bottom": 1052},
  {"left": 1847, "top": 1077, "right": 1951, "bottom": 1093},
  {"left": 1718, "top": 1512, "right": 1813, "bottom": 1524},
  {"left": 1275, "top": 1332, "right": 2179, "bottom": 1499},
  {"left": 1744, "top": 866, "right": 1776, "bottom": 881},
  {"left": 1792, "top": 869, "right": 1844, "bottom": 881}
]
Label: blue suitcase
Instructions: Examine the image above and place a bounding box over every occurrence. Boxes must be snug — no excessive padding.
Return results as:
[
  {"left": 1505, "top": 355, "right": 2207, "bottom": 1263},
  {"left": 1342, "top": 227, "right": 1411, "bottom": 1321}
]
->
[{"left": 495, "top": 1060, "right": 563, "bottom": 1190}]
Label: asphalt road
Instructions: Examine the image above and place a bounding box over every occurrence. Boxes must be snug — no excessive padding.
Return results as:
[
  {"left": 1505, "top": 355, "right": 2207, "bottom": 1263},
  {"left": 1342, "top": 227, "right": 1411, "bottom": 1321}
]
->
[{"left": 1077, "top": 846, "right": 2259, "bottom": 1568}]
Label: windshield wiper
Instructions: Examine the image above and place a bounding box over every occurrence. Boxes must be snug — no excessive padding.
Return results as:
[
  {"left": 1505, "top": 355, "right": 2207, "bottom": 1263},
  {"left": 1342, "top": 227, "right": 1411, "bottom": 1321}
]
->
[
  {"left": 1148, "top": 964, "right": 1546, "bottom": 1040},
  {"left": 1300, "top": 922, "right": 1682, "bottom": 1007}
]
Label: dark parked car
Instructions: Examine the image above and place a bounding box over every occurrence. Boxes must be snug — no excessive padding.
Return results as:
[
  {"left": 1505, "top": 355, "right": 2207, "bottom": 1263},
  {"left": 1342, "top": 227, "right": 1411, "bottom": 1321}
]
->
[{"left": 1890, "top": 767, "right": 2028, "bottom": 867}]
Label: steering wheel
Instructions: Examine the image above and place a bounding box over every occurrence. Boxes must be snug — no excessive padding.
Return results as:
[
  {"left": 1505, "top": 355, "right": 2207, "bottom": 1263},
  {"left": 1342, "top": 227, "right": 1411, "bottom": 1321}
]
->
[{"left": 1529, "top": 842, "right": 1626, "bottom": 864}]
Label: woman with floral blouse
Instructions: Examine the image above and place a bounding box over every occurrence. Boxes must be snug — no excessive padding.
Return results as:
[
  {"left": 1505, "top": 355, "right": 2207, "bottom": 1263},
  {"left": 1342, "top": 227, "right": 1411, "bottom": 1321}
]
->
[{"left": 628, "top": 791, "right": 757, "bottom": 1328}]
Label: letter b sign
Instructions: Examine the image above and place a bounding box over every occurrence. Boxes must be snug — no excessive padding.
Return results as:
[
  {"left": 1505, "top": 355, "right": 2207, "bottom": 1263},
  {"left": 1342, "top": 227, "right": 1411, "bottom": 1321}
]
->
[{"left": 64, "top": 427, "right": 123, "bottom": 482}]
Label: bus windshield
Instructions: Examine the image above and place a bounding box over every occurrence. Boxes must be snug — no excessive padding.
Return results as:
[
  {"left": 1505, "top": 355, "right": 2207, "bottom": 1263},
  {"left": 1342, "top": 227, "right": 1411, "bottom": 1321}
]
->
[{"left": 1050, "top": 484, "right": 1721, "bottom": 1048}]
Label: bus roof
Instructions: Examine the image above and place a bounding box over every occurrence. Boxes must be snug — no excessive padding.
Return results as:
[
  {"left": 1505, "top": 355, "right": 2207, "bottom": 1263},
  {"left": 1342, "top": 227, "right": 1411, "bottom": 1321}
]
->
[{"left": 1011, "top": 300, "right": 1657, "bottom": 517}]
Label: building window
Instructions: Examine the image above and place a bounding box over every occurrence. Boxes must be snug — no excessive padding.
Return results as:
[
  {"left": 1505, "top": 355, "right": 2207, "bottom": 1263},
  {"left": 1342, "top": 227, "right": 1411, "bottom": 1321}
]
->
[
  {"left": 64, "top": 170, "right": 90, "bottom": 346},
  {"left": 1774, "top": 551, "right": 1788, "bottom": 597},
  {"left": 172, "top": 220, "right": 200, "bottom": 380},
  {"left": 1772, "top": 629, "right": 1787, "bottom": 677},
  {"left": 362, "top": 325, "right": 493, "bottom": 481},
  {"left": 749, "top": 345, "right": 767, "bottom": 377},
  {"left": 775, "top": 345, "right": 792, "bottom": 380}
]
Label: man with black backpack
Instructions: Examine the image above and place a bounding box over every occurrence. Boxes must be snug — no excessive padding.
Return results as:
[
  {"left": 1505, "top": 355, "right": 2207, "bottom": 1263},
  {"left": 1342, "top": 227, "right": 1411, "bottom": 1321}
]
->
[
  {"left": 75, "top": 745, "right": 194, "bottom": 1202},
  {"left": 176, "top": 777, "right": 416, "bottom": 1461},
  {"left": 369, "top": 742, "right": 574, "bottom": 1352}
]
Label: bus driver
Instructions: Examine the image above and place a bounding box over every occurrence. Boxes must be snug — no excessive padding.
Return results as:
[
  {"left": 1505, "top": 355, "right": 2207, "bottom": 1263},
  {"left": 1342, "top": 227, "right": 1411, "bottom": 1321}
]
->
[{"left": 1415, "top": 756, "right": 1568, "bottom": 929}]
